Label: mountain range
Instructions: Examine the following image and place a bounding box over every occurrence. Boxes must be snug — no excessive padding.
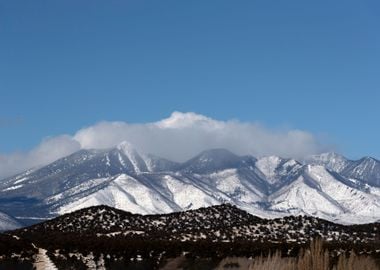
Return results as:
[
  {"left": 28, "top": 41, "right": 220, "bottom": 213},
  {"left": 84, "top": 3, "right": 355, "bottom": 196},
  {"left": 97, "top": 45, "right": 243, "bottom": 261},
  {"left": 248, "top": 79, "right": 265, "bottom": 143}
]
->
[{"left": 0, "top": 141, "right": 379, "bottom": 226}]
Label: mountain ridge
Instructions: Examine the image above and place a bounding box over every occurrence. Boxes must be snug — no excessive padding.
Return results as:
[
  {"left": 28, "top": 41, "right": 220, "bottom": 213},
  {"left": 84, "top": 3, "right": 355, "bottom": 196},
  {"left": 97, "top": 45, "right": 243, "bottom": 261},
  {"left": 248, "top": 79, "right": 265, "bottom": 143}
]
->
[{"left": 15, "top": 203, "right": 379, "bottom": 244}]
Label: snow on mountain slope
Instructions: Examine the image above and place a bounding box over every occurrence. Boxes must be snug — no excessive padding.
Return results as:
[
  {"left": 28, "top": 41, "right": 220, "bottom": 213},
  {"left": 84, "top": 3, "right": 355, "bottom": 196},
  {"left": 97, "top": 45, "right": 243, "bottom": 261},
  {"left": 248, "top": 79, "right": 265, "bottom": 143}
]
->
[
  {"left": 304, "top": 153, "right": 380, "bottom": 187},
  {"left": 0, "top": 211, "right": 22, "bottom": 231},
  {"left": 142, "top": 153, "right": 180, "bottom": 172},
  {"left": 255, "top": 156, "right": 302, "bottom": 190},
  {"left": 269, "top": 175, "right": 344, "bottom": 219},
  {"left": 342, "top": 157, "right": 380, "bottom": 187},
  {"left": 269, "top": 165, "right": 380, "bottom": 223},
  {"left": 0, "top": 149, "right": 122, "bottom": 199},
  {"left": 53, "top": 170, "right": 259, "bottom": 217},
  {"left": 0, "top": 142, "right": 169, "bottom": 201},
  {"left": 200, "top": 169, "right": 264, "bottom": 203},
  {"left": 305, "top": 165, "right": 380, "bottom": 216},
  {"left": 56, "top": 174, "right": 177, "bottom": 215},
  {"left": 53, "top": 171, "right": 224, "bottom": 216},
  {"left": 255, "top": 156, "right": 283, "bottom": 182},
  {"left": 161, "top": 174, "right": 221, "bottom": 210},
  {"left": 42, "top": 167, "right": 275, "bottom": 222},
  {"left": 0, "top": 144, "right": 379, "bottom": 225},
  {"left": 116, "top": 141, "right": 149, "bottom": 173}
]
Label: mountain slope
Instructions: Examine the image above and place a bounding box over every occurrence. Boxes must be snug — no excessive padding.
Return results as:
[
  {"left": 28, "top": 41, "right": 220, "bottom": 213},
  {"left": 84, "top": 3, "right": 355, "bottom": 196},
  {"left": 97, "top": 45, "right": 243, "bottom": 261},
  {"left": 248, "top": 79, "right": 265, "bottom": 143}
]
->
[
  {"left": 269, "top": 165, "right": 380, "bottom": 223},
  {"left": 305, "top": 153, "right": 380, "bottom": 187},
  {"left": 0, "top": 211, "right": 22, "bottom": 231},
  {"left": 18, "top": 204, "right": 379, "bottom": 244},
  {"left": 342, "top": 157, "right": 380, "bottom": 187},
  {"left": 304, "top": 152, "right": 351, "bottom": 173}
]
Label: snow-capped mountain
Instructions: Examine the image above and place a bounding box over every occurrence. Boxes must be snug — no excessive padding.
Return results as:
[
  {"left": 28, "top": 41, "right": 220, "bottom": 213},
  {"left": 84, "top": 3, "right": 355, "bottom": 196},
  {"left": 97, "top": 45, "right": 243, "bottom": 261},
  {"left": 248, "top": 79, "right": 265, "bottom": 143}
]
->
[{"left": 0, "top": 143, "right": 379, "bottom": 225}]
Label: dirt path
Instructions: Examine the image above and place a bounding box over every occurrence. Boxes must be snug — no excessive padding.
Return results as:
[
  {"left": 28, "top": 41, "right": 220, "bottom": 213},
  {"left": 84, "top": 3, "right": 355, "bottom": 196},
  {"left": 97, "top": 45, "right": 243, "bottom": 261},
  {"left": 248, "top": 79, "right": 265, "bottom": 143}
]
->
[
  {"left": 34, "top": 248, "right": 58, "bottom": 270},
  {"left": 160, "top": 256, "right": 186, "bottom": 270}
]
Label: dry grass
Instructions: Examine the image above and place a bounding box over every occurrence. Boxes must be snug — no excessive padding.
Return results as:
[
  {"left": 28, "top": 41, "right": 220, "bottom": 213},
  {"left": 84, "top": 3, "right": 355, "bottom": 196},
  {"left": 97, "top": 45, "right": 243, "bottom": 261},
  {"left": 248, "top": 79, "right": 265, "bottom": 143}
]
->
[
  {"left": 334, "top": 251, "right": 378, "bottom": 270},
  {"left": 214, "top": 239, "right": 378, "bottom": 270},
  {"left": 249, "top": 251, "right": 296, "bottom": 270},
  {"left": 296, "top": 239, "right": 330, "bottom": 270}
]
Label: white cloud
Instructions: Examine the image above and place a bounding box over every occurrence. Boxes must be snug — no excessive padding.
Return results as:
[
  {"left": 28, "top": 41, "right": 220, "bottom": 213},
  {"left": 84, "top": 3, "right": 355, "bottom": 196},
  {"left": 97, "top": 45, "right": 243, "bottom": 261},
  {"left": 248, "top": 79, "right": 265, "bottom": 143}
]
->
[
  {"left": 0, "top": 135, "right": 80, "bottom": 179},
  {"left": 0, "top": 112, "right": 330, "bottom": 179}
]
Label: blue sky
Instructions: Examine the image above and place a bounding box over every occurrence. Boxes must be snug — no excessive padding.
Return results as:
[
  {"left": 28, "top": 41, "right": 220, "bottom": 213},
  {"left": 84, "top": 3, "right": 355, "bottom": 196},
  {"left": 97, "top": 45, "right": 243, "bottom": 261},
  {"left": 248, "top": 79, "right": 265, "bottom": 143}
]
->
[{"left": 1, "top": 0, "right": 380, "bottom": 159}]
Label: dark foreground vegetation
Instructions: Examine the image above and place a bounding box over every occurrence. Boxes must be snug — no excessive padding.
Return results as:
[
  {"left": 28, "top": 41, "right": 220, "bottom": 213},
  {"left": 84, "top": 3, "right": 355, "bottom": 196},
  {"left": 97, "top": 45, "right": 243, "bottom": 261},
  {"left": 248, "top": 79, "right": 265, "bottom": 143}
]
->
[
  {"left": 1, "top": 231, "right": 379, "bottom": 269},
  {"left": 0, "top": 234, "right": 35, "bottom": 270},
  {"left": 1, "top": 205, "right": 379, "bottom": 269}
]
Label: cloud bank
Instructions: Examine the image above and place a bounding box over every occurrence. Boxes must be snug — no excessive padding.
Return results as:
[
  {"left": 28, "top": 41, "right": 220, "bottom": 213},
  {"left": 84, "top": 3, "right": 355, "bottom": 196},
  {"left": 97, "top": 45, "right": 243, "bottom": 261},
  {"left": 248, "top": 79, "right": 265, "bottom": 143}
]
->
[{"left": 0, "top": 112, "right": 330, "bottom": 179}]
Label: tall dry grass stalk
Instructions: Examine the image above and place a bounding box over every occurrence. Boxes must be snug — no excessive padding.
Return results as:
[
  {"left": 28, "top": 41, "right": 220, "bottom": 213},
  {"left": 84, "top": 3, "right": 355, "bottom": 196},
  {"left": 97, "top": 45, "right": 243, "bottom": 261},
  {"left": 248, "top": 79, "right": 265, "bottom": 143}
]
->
[
  {"left": 334, "top": 251, "right": 378, "bottom": 270},
  {"left": 249, "top": 251, "right": 296, "bottom": 270},
  {"left": 210, "top": 239, "right": 378, "bottom": 270},
  {"left": 296, "top": 239, "right": 329, "bottom": 270},
  {"left": 244, "top": 239, "right": 378, "bottom": 270}
]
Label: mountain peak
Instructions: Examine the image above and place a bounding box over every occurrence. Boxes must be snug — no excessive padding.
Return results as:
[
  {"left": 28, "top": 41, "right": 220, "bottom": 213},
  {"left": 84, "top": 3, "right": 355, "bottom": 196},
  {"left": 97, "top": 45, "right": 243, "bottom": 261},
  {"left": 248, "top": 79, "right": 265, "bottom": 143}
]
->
[
  {"left": 360, "top": 156, "right": 379, "bottom": 163},
  {"left": 181, "top": 148, "right": 241, "bottom": 173},
  {"left": 197, "top": 148, "right": 238, "bottom": 158}
]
